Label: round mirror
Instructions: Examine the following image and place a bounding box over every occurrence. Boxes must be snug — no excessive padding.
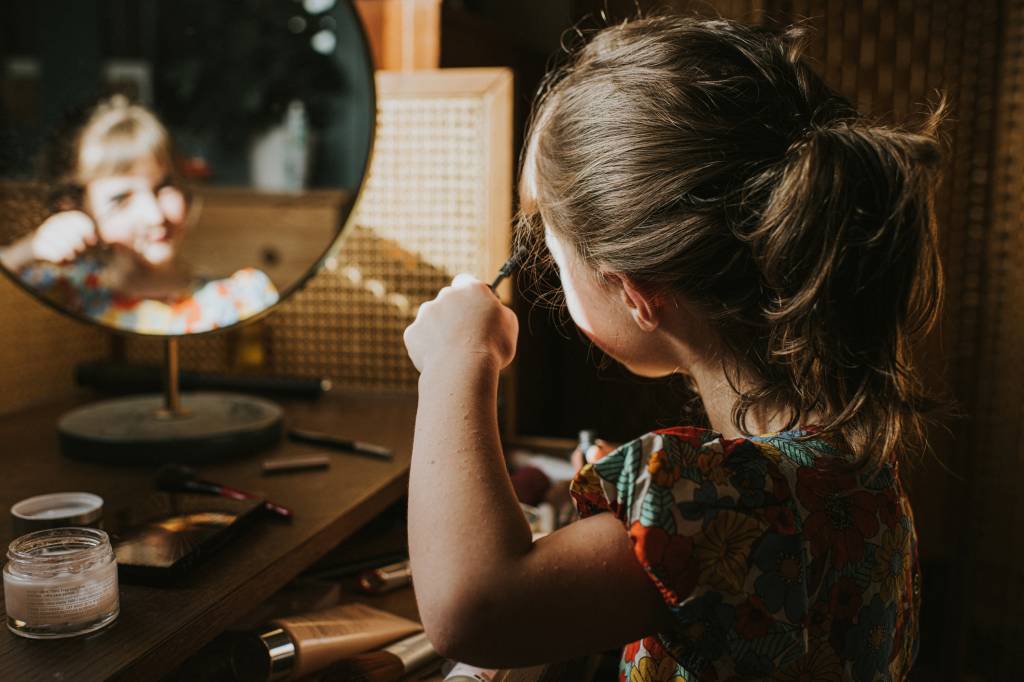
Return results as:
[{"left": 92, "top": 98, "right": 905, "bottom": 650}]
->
[{"left": 0, "top": 0, "right": 374, "bottom": 337}]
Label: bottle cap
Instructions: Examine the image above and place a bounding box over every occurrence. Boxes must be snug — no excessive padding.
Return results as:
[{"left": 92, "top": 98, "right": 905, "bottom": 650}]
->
[{"left": 231, "top": 627, "right": 296, "bottom": 681}]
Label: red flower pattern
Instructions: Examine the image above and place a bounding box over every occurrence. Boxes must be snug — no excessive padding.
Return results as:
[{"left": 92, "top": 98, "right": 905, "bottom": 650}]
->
[
  {"left": 630, "top": 521, "right": 698, "bottom": 602},
  {"left": 797, "top": 468, "right": 880, "bottom": 567}
]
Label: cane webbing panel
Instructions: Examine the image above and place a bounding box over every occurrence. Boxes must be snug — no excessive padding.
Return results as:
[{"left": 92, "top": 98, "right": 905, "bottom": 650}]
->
[
  {"left": 954, "top": 0, "right": 1024, "bottom": 676},
  {"left": 123, "top": 68, "right": 514, "bottom": 391},
  {"left": 0, "top": 275, "right": 107, "bottom": 416}
]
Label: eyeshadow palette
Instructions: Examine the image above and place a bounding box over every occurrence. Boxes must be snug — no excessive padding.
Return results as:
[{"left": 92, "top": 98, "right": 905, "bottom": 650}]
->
[{"left": 111, "top": 493, "right": 263, "bottom": 583}]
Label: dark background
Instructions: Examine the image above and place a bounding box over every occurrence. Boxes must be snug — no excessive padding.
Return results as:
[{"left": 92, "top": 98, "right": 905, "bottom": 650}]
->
[{"left": 0, "top": 0, "right": 372, "bottom": 189}]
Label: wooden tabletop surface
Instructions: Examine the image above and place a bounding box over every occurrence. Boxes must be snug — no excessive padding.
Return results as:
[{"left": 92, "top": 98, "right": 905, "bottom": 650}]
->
[{"left": 0, "top": 389, "right": 418, "bottom": 681}]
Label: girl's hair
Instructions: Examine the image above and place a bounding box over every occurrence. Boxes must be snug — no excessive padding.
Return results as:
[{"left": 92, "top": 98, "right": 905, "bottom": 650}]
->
[
  {"left": 518, "top": 14, "right": 947, "bottom": 469},
  {"left": 44, "top": 95, "right": 177, "bottom": 209},
  {"left": 74, "top": 95, "right": 175, "bottom": 184}
]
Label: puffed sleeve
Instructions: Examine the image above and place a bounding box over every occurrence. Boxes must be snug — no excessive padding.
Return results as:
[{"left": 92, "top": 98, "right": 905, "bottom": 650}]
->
[
  {"left": 186, "top": 268, "right": 280, "bottom": 332},
  {"left": 569, "top": 427, "right": 811, "bottom": 678},
  {"left": 225, "top": 267, "right": 279, "bottom": 319}
]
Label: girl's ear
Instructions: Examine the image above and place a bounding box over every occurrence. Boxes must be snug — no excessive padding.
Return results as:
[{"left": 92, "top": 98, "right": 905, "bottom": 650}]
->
[{"left": 612, "top": 273, "right": 660, "bottom": 332}]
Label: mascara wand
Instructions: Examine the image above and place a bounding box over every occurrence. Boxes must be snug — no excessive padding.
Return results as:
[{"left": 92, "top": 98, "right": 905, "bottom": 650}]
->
[
  {"left": 490, "top": 245, "right": 529, "bottom": 290},
  {"left": 155, "top": 464, "right": 293, "bottom": 520}
]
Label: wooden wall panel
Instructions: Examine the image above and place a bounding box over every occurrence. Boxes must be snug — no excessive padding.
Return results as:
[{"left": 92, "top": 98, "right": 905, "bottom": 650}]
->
[
  {"left": 955, "top": 0, "right": 1024, "bottom": 676},
  {"left": 354, "top": 0, "right": 441, "bottom": 70}
]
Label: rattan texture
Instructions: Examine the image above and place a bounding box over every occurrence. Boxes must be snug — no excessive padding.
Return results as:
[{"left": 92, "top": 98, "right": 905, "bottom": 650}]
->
[{"left": 0, "top": 275, "right": 107, "bottom": 415}]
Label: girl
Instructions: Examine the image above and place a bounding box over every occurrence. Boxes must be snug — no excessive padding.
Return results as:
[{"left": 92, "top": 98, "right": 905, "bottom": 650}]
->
[
  {"left": 403, "top": 14, "right": 943, "bottom": 681},
  {"left": 0, "top": 96, "right": 277, "bottom": 334}
]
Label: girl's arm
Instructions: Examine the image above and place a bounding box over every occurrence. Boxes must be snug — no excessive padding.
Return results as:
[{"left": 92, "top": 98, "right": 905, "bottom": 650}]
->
[{"left": 405, "top": 276, "right": 672, "bottom": 667}]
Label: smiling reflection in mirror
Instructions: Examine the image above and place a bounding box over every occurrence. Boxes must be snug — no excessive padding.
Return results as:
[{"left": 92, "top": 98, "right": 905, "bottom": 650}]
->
[{"left": 0, "top": 96, "right": 279, "bottom": 334}]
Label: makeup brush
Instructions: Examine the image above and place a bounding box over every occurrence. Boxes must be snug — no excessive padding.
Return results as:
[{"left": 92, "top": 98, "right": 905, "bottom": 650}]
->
[
  {"left": 155, "top": 464, "right": 293, "bottom": 520},
  {"left": 321, "top": 631, "right": 438, "bottom": 682},
  {"left": 490, "top": 245, "right": 529, "bottom": 290}
]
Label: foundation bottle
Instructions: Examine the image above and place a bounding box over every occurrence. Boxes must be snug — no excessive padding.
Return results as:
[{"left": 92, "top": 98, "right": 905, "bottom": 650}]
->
[{"left": 231, "top": 602, "right": 422, "bottom": 681}]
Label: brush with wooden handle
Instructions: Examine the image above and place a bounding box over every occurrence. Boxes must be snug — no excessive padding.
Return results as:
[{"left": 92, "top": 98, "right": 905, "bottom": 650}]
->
[{"left": 320, "top": 631, "right": 438, "bottom": 682}]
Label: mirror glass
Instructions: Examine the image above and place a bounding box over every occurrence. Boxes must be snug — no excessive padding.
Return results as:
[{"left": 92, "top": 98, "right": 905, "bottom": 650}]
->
[{"left": 0, "top": 0, "right": 374, "bottom": 335}]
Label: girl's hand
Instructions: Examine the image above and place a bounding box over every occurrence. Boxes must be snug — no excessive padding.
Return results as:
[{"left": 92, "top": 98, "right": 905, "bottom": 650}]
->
[
  {"left": 404, "top": 273, "right": 518, "bottom": 374},
  {"left": 570, "top": 439, "right": 616, "bottom": 471},
  {"left": 31, "top": 211, "right": 97, "bottom": 263}
]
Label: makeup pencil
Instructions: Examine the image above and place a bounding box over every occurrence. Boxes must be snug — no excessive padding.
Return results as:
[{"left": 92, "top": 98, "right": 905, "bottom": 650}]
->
[{"left": 287, "top": 429, "right": 393, "bottom": 461}]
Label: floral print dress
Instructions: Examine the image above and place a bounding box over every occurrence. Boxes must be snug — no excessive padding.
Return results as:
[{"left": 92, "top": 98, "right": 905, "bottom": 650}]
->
[
  {"left": 569, "top": 426, "right": 919, "bottom": 682},
  {"left": 18, "top": 254, "right": 279, "bottom": 334}
]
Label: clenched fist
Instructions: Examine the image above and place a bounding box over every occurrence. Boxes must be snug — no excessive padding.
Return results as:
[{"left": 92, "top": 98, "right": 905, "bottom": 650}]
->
[
  {"left": 404, "top": 273, "right": 518, "bottom": 374},
  {"left": 30, "top": 211, "right": 98, "bottom": 263}
]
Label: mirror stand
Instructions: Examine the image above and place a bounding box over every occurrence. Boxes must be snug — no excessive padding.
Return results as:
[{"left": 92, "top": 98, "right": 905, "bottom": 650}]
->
[
  {"left": 57, "top": 337, "right": 284, "bottom": 465},
  {"left": 156, "top": 337, "right": 188, "bottom": 419}
]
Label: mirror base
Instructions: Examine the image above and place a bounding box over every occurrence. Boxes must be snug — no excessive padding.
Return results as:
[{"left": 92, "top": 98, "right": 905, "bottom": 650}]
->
[{"left": 57, "top": 392, "right": 283, "bottom": 464}]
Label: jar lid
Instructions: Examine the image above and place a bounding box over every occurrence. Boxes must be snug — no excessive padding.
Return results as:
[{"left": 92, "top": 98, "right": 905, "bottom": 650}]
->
[{"left": 11, "top": 492, "right": 103, "bottom": 534}]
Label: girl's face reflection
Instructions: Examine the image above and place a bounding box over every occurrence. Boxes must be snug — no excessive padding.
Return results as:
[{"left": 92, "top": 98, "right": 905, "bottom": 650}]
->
[{"left": 83, "top": 154, "right": 186, "bottom": 267}]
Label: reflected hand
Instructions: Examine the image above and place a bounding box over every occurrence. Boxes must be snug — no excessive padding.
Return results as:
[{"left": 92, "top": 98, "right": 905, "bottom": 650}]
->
[
  {"left": 31, "top": 211, "right": 98, "bottom": 263},
  {"left": 404, "top": 273, "right": 518, "bottom": 374}
]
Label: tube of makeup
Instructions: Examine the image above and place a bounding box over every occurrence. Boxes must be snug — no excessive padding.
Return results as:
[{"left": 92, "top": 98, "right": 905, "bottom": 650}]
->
[
  {"left": 357, "top": 559, "right": 412, "bottom": 594},
  {"left": 321, "top": 631, "right": 439, "bottom": 682},
  {"left": 231, "top": 603, "right": 422, "bottom": 681}
]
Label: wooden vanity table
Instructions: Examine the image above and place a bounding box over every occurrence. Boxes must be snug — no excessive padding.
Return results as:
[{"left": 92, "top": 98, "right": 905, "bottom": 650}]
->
[{"left": 0, "top": 389, "right": 417, "bottom": 681}]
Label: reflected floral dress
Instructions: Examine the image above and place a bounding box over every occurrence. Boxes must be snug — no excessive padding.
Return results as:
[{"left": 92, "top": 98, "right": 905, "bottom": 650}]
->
[
  {"left": 18, "top": 254, "right": 278, "bottom": 334},
  {"left": 569, "top": 426, "right": 920, "bottom": 682}
]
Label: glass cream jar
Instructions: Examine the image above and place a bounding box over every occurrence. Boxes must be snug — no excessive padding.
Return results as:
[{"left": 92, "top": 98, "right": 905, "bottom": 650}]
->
[{"left": 3, "top": 527, "right": 119, "bottom": 639}]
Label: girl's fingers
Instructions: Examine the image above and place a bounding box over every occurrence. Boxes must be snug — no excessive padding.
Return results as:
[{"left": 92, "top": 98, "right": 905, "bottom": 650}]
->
[
  {"left": 68, "top": 232, "right": 87, "bottom": 251},
  {"left": 451, "top": 272, "right": 481, "bottom": 288},
  {"left": 405, "top": 271, "right": 517, "bottom": 373},
  {"left": 80, "top": 223, "right": 98, "bottom": 245},
  {"left": 586, "top": 440, "right": 616, "bottom": 463},
  {"left": 36, "top": 237, "right": 68, "bottom": 262},
  {"left": 62, "top": 235, "right": 87, "bottom": 258},
  {"left": 34, "top": 212, "right": 97, "bottom": 261},
  {"left": 34, "top": 244, "right": 56, "bottom": 262}
]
